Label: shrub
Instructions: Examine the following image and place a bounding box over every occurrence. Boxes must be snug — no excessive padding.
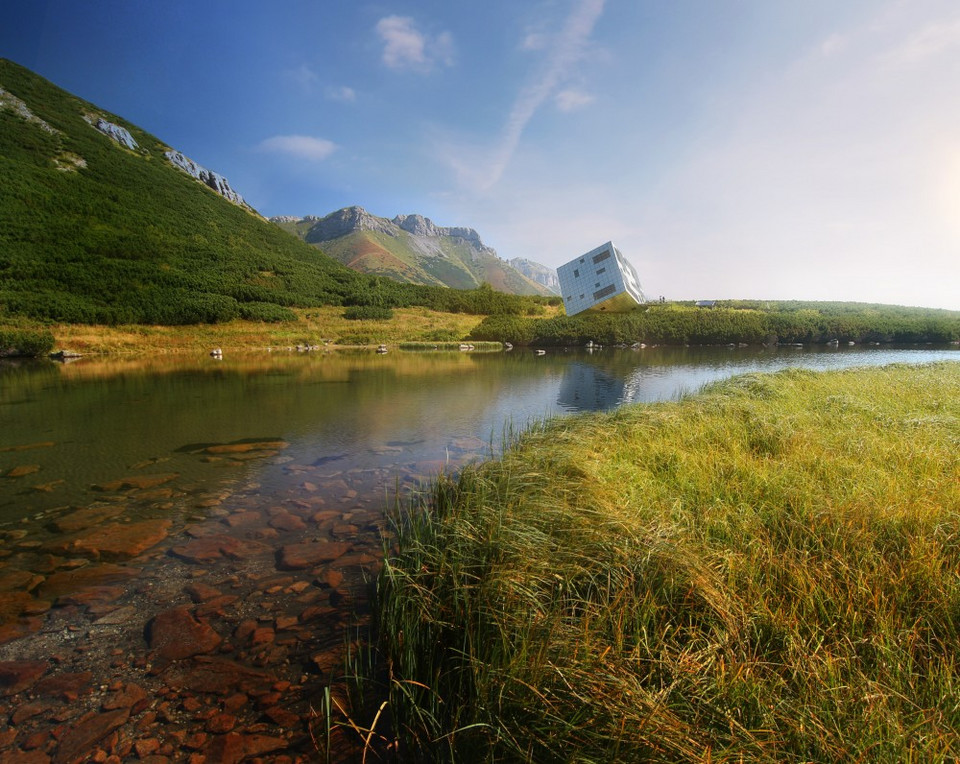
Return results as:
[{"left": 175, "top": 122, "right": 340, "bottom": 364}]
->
[
  {"left": 343, "top": 305, "right": 395, "bottom": 321},
  {"left": 238, "top": 302, "right": 297, "bottom": 322},
  {"left": 0, "top": 328, "right": 55, "bottom": 357}
]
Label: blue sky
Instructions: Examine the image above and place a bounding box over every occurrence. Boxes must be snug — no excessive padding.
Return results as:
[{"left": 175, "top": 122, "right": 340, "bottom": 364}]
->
[{"left": 4, "top": 0, "right": 959, "bottom": 309}]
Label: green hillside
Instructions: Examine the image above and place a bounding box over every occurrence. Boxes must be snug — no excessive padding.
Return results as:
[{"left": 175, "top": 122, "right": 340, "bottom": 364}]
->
[{"left": 0, "top": 59, "right": 549, "bottom": 326}]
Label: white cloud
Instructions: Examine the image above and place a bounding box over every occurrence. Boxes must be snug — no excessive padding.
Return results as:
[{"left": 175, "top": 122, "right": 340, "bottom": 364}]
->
[
  {"left": 554, "top": 88, "right": 594, "bottom": 112},
  {"left": 446, "top": 0, "right": 606, "bottom": 192},
  {"left": 258, "top": 135, "right": 338, "bottom": 161},
  {"left": 325, "top": 85, "right": 356, "bottom": 103},
  {"left": 376, "top": 15, "right": 454, "bottom": 72}
]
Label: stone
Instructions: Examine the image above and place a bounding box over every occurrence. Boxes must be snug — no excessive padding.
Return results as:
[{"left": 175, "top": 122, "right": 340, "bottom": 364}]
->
[
  {"left": 133, "top": 738, "right": 160, "bottom": 758},
  {"left": 53, "top": 708, "right": 129, "bottom": 764},
  {"left": 6, "top": 464, "right": 40, "bottom": 478},
  {"left": 0, "top": 590, "right": 35, "bottom": 623},
  {"left": 267, "top": 512, "right": 306, "bottom": 532},
  {"left": 220, "top": 511, "right": 260, "bottom": 528},
  {"left": 263, "top": 705, "right": 300, "bottom": 728},
  {"left": 276, "top": 542, "right": 351, "bottom": 570},
  {"left": 33, "top": 671, "right": 93, "bottom": 700},
  {"left": 92, "top": 474, "right": 178, "bottom": 492},
  {"left": 164, "top": 150, "right": 250, "bottom": 208},
  {"left": 102, "top": 682, "right": 147, "bottom": 712},
  {"left": 13, "top": 700, "right": 48, "bottom": 723},
  {"left": 169, "top": 535, "right": 269, "bottom": 564},
  {"left": 51, "top": 506, "right": 125, "bottom": 534},
  {"left": 203, "top": 440, "right": 288, "bottom": 454},
  {"left": 183, "top": 582, "right": 222, "bottom": 603},
  {"left": 91, "top": 118, "right": 139, "bottom": 150},
  {"left": 49, "top": 519, "right": 172, "bottom": 561},
  {"left": 0, "top": 660, "right": 48, "bottom": 696},
  {"left": 200, "top": 732, "right": 286, "bottom": 763},
  {"left": 204, "top": 712, "right": 237, "bottom": 733},
  {"left": 147, "top": 607, "right": 222, "bottom": 661},
  {"left": 38, "top": 563, "right": 139, "bottom": 600},
  {"left": 162, "top": 657, "right": 275, "bottom": 696}
]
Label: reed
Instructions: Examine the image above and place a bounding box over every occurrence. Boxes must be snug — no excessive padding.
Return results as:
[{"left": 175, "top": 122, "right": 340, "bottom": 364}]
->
[{"left": 377, "top": 362, "right": 960, "bottom": 761}]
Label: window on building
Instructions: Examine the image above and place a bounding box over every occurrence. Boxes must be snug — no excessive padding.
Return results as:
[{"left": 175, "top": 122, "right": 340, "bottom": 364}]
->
[
  {"left": 573, "top": 269, "right": 580, "bottom": 278},
  {"left": 593, "top": 284, "right": 616, "bottom": 300},
  {"left": 597, "top": 267, "right": 606, "bottom": 274},
  {"left": 592, "top": 250, "right": 611, "bottom": 264}
]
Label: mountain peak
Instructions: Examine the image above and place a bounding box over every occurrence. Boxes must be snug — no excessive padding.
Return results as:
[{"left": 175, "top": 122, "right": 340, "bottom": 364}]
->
[{"left": 274, "top": 207, "right": 557, "bottom": 296}]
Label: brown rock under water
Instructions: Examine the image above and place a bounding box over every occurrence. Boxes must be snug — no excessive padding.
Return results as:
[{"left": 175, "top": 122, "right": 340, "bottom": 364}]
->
[
  {"left": 276, "top": 541, "right": 351, "bottom": 570},
  {"left": 147, "top": 607, "right": 222, "bottom": 661}
]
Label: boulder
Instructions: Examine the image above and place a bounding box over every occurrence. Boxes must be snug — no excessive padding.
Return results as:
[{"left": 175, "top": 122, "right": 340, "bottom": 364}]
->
[{"left": 146, "top": 606, "right": 222, "bottom": 660}]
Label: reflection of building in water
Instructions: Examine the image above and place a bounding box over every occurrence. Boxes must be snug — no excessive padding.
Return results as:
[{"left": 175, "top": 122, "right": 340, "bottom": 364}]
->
[
  {"left": 557, "top": 241, "right": 645, "bottom": 317},
  {"left": 557, "top": 362, "right": 627, "bottom": 411},
  {"left": 558, "top": 358, "right": 697, "bottom": 412}
]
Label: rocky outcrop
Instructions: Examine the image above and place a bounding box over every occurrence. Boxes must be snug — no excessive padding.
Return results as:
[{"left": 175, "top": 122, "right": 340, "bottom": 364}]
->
[
  {"left": 0, "top": 85, "right": 58, "bottom": 134},
  {"left": 509, "top": 257, "right": 561, "bottom": 293},
  {"left": 88, "top": 116, "right": 138, "bottom": 150},
  {"left": 164, "top": 150, "right": 249, "bottom": 208},
  {"left": 304, "top": 206, "right": 396, "bottom": 241}
]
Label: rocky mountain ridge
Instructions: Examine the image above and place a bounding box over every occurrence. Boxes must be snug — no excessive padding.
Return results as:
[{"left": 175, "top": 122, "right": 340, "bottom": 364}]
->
[{"left": 272, "top": 207, "right": 557, "bottom": 296}]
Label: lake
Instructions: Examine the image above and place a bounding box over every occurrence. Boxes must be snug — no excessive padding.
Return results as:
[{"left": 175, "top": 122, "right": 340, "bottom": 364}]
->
[{"left": 0, "top": 344, "right": 957, "bottom": 760}]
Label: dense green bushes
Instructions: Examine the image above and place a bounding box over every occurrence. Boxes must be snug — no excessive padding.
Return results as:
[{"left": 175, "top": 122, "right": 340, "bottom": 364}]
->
[
  {"left": 0, "top": 328, "right": 55, "bottom": 357},
  {"left": 469, "top": 302, "right": 960, "bottom": 346},
  {"left": 343, "top": 305, "right": 394, "bottom": 320}
]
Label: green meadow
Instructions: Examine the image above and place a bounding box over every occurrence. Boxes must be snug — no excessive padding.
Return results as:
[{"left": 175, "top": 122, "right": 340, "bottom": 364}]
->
[{"left": 376, "top": 362, "right": 960, "bottom": 762}]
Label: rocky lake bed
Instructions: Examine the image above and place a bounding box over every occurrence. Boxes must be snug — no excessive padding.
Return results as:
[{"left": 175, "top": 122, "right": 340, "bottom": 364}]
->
[{"left": 0, "top": 436, "right": 483, "bottom": 763}]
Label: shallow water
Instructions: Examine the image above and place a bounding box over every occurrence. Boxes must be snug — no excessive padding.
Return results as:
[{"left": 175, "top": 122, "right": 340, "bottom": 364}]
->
[{"left": 0, "top": 344, "right": 956, "bottom": 760}]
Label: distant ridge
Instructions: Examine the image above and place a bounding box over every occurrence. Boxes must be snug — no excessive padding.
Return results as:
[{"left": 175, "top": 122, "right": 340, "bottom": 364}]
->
[{"left": 272, "top": 207, "right": 557, "bottom": 296}]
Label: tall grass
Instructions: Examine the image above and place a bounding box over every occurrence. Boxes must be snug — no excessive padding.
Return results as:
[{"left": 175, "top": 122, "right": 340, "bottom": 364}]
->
[{"left": 377, "top": 362, "right": 960, "bottom": 761}]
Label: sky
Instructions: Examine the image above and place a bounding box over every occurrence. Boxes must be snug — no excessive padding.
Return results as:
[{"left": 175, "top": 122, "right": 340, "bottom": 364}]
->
[{"left": 3, "top": 0, "right": 959, "bottom": 310}]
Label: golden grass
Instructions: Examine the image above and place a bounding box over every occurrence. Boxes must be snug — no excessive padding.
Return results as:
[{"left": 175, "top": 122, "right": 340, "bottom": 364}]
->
[
  {"left": 1, "top": 306, "right": 487, "bottom": 354},
  {"left": 377, "top": 362, "right": 960, "bottom": 762}
]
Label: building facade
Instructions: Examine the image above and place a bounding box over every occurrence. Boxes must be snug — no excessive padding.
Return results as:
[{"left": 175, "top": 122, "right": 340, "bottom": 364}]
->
[{"left": 557, "top": 241, "right": 645, "bottom": 317}]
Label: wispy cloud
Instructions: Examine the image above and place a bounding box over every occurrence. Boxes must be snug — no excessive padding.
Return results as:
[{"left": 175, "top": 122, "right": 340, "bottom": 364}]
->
[
  {"left": 258, "top": 135, "right": 338, "bottom": 161},
  {"left": 325, "top": 85, "right": 356, "bottom": 103},
  {"left": 554, "top": 88, "right": 594, "bottom": 112},
  {"left": 376, "top": 15, "right": 454, "bottom": 72},
  {"left": 452, "top": 0, "right": 606, "bottom": 192}
]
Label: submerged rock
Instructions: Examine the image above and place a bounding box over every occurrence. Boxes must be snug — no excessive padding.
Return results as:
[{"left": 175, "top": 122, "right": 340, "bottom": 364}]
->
[
  {"left": 48, "top": 518, "right": 172, "bottom": 561},
  {"left": 147, "top": 606, "right": 222, "bottom": 660}
]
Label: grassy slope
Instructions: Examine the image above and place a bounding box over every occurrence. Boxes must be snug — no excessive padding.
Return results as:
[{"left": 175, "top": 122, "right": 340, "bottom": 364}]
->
[
  {"left": 0, "top": 59, "right": 388, "bottom": 324},
  {"left": 379, "top": 362, "right": 960, "bottom": 761}
]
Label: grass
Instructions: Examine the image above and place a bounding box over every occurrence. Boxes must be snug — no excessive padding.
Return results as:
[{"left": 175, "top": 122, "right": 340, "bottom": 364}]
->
[
  {"left": 0, "top": 306, "right": 487, "bottom": 354},
  {"left": 376, "top": 362, "right": 960, "bottom": 762}
]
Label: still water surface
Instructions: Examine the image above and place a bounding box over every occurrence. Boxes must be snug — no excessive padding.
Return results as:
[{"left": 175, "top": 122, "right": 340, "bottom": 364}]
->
[{"left": 2, "top": 344, "right": 958, "bottom": 525}]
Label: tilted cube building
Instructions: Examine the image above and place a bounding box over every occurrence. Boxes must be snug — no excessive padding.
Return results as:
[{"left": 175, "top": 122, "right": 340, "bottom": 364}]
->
[{"left": 557, "top": 241, "right": 645, "bottom": 317}]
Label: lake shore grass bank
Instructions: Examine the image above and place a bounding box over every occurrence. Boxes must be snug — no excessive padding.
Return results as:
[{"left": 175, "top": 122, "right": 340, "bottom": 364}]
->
[
  {"left": 2, "top": 300, "right": 956, "bottom": 357},
  {"left": 0, "top": 306, "right": 487, "bottom": 355},
  {"left": 376, "top": 362, "right": 960, "bottom": 761}
]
